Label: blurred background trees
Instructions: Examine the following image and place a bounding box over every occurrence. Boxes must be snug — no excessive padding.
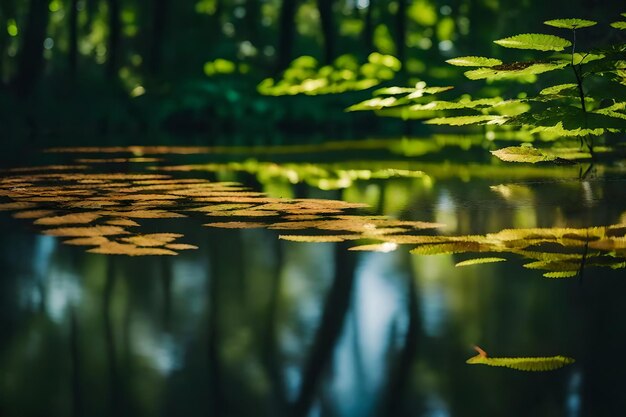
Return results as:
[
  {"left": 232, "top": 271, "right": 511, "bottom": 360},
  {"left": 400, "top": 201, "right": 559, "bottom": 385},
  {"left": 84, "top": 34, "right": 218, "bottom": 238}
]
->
[{"left": 0, "top": 0, "right": 621, "bottom": 141}]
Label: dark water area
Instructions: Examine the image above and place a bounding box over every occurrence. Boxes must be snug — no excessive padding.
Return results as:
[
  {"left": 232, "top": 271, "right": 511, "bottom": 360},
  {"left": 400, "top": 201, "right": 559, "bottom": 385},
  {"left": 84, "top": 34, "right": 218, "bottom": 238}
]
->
[{"left": 1, "top": 138, "right": 626, "bottom": 417}]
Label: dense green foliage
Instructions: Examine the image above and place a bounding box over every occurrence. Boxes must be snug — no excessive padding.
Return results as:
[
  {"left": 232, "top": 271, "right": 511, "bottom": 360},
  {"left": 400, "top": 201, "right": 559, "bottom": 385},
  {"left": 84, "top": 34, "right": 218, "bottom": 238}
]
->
[
  {"left": 0, "top": 0, "right": 623, "bottom": 141},
  {"left": 349, "top": 13, "right": 626, "bottom": 162}
]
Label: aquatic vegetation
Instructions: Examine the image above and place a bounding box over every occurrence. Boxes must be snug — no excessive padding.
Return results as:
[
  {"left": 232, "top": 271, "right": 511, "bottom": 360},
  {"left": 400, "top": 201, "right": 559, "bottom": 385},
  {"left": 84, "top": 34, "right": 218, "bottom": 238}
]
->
[{"left": 466, "top": 346, "right": 575, "bottom": 371}]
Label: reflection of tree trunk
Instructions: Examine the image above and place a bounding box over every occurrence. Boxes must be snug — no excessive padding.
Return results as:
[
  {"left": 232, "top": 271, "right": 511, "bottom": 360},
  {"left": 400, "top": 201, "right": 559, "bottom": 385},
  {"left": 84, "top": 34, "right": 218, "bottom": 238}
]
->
[
  {"left": 104, "top": 258, "right": 122, "bottom": 416},
  {"left": 107, "top": 0, "right": 121, "bottom": 79},
  {"left": 260, "top": 238, "right": 288, "bottom": 415},
  {"left": 289, "top": 242, "right": 357, "bottom": 417},
  {"left": 14, "top": 0, "right": 49, "bottom": 95},
  {"left": 207, "top": 238, "right": 224, "bottom": 416},
  {"left": 161, "top": 257, "right": 173, "bottom": 329},
  {"left": 68, "top": 0, "right": 78, "bottom": 77},
  {"left": 276, "top": 0, "right": 298, "bottom": 72},
  {"left": 317, "top": 0, "right": 335, "bottom": 64},
  {"left": 379, "top": 267, "right": 420, "bottom": 417},
  {"left": 70, "top": 307, "right": 83, "bottom": 417},
  {"left": 363, "top": 0, "right": 375, "bottom": 53}
]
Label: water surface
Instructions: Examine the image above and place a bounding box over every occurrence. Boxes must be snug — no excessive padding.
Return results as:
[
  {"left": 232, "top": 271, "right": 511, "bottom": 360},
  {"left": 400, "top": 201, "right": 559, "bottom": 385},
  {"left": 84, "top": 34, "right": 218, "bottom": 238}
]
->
[{"left": 1, "top": 138, "right": 625, "bottom": 417}]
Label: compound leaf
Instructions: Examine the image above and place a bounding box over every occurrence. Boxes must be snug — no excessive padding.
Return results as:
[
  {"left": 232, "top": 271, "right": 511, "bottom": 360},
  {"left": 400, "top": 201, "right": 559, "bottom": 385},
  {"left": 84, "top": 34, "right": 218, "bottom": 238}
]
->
[{"left": 493, "top": 34, "right": 572, "bottom": 51}]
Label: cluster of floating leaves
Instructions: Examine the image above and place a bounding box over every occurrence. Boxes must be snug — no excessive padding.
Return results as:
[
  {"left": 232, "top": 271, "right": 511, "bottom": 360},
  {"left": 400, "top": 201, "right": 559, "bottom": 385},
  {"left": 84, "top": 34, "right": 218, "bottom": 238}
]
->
[
  {"left": 0, "top": 167, "right": 444, "bottom": 256},
  {"left": 1, "top": 153, "right": 625, "bottom": 279}
]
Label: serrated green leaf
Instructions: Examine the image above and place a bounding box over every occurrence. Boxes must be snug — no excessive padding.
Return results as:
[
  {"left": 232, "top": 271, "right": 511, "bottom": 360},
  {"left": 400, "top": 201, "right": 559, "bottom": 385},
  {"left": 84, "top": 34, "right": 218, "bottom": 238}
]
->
[
  {"left": 544, "top": 18, "right": 597, "bottom": 29},
  {"left": 494, "top": 34, "right": 572, "bottom": 51},
  {"left": 407, "top": 86, "right": 454, "bottom": 99},
  {"left": 467, "top": 349, "right": 575, "bottom": 371},
  {"left": 410, "top": 98, "right": 501, "bottom": 110},
  {"left": 610, "top": 21, "right": 626, "bottom": 30},
  {"left": 373, "top": 87, "right": 416, "bottom": 96},
  {"left": 446, "top": 56, "right": 503, "bottom": 67},
  {"left": 464, "top": 62, "right": 567, "bottom": 80},
  {"left": 425, "top": 115, "right": 507, "bottom": 126},
  {"left": 455, "top": 257, "right": 507, "bottom": 267},
  {"left": 346, "top": 96, "right": 398, "bottom": 111},
  {"left": 491, "top": 146, "right": 557, "bottom": 163},
  {"left": 543, "top": 271, "right": 579, "bottom": 278},
  {"left": 539, "top": 83, "right": 578, "bottom": 95}
]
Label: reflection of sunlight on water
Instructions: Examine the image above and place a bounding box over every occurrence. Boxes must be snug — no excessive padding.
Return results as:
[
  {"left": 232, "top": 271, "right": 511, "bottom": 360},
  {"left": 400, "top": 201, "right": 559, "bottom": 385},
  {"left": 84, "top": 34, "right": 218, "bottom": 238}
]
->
[
  {"left": 172, "top": 259, "right": 208, "bottom": 316},
  {"left": 26, "top": 236, "right": 82, "bottom": 321},
  {"left": 330, "top": 251, "right": 406, "bottom": 415},
  {"left": 434, "top": 191, "right": 458, "bottom": 233},
  {"left": 424, "top": 395, "right": 451, "bottom": 417},
  {"left": 566, "top": 370, "right": 582, "bottom": 417},
  {"left": 281, "top": 243, "right": 335, "bottom": 400},
  {"left": 412, "top": 256, "right": 452, "bottom": 338},
  {"left": 135, "top": 329, "right": 182, "bottom": 375}
]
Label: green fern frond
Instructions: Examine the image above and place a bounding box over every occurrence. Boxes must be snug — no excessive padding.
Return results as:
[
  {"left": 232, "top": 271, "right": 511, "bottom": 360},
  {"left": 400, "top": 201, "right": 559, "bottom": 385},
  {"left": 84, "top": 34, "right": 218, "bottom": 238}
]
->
[{"left": 466, "top": 346, "right": 575, "bottom": 371}]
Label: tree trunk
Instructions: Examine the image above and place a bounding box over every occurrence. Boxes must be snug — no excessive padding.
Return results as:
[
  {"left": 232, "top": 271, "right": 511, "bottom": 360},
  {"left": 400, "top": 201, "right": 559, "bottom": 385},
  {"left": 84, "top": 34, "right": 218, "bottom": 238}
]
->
[
  {"left": 244, "top": 0, "right": 260, "bottom": 43},
  {"left": 363, "top": 0, "right": 375, "bottom": 53},
  {"left": 148, "top": 0, "right": 167, "bottom": 75},
  {"left": 106, "top": 0, "right": 121, "bottom": 80},
  {"left": 14, "top": 0, "right": 49, "bottom": 95},
  {"left": 395, "top": 0, "right": 406, "bottom": 65},
  {"left": 68, "top": 0, "right": 78, "bottom": 77},
  {"left": 276, "top": 0, "right": 298, "bottom": 72},
  {"left": 317, "top": 0, "right": 335, "bottom": 64}
]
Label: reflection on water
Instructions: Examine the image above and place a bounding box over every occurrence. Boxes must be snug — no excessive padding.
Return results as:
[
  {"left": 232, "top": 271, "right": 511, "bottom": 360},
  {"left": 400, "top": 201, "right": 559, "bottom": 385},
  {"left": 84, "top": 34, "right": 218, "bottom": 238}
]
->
[{"left": 1, "top": 143, "right": 626, "bottom": 416}]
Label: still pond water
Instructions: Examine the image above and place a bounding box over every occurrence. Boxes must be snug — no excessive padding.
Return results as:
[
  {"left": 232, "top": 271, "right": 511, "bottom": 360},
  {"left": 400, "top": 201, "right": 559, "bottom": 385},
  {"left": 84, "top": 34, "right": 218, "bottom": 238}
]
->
[{"left": 1, "top": 136, "right": 626, "bottom": 417}]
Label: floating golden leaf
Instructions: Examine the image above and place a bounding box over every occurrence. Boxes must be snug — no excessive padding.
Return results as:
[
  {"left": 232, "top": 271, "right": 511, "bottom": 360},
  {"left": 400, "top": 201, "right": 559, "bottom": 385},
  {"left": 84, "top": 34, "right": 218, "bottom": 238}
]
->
[
  {"left": 204, "top": 222, "right": 268, "bottom": 229},
  {"left": 121, "top": 233, "right": 184, "bottom": 247},
  {"left": 279, "top": 235, "right": 356, "bottom": 243},
  {"left": 105, "top": 218, "right": 141, "bottom": 227},
  {"left": 165, "top": 243, "right": 199, "bottom": 250},
  {"left": 64, "top": 236, "right": 111, "bottom": 246},
  {"left": 96, "top": 210, "right": 186, "bottom": 219},
  {"left": 88, "top": 242, "right": 178, "bottom": 256},
  {"left": 12, "top": 210, "right": 57, "bottom": 219},
  {"left": 43, "top": 226, "right": 129, "bottom": 237},
  {"left": 0, "top": 202, "right": 39, "bottom": 211},
  {"left": 34, "top": 213, "right": 101, "bottom": 226}
]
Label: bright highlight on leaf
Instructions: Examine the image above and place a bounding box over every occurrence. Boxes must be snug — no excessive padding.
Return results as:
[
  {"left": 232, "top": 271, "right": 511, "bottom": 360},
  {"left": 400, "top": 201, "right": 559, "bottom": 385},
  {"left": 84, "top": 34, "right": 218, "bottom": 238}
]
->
[
  {"left": 493, "top": 33, "right": 572, "bottom": 51},
  {"left": 543, "top": 18, "right": 597, "bottom": 29},
  {"left": 466, "top": 346, "right": 575, "bottom": 371},
  {"left": 491, "top": 146, "right": 557, "bottom": 163},
  {"left": 539, "top": 83, "right": 577, "bottom": 95},
  {"left": 446, "top": 56, "right": 502, "bottom": 67},
  {"left": 610, "top": 21, "right": 626, "bottom": 30},
  {"left": 455, "top": 257, "right": 506, "bottom": 267}
]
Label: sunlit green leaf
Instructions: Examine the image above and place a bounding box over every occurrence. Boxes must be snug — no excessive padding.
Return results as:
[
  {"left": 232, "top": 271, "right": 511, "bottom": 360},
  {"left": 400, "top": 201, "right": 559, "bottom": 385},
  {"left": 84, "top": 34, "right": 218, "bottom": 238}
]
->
[
  {"left": 455, "top": 257, "right": 507, "bottom": 267},
  {"left": 493, "top": 34, "right": 572, "bottom": 51},
  {"left": 610, "top": 21, "right": 626, "bottom": 30},
  {"left": 539, "top": 83, "right": 578, "bottom": 95},
  {"left": 425, "top": 115, "right": 507, "bottom": 126},
  {"left": 543, "top": 271, "right": 579, "bottom": 278},
  {"left": 446, "top": 56, "right": 503, "bottom": 67},
  {"left": 467, "top": 346, "right": 575, "bottom": 371},
  {"left": 491, "top": 146, "right": 557, "bottom": 163},
  {"left": 464, "top": 62, "right": 568, "bottom": 80},
  {"left": 543, "top": 18, "right": 597, "bottom": 29}
]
